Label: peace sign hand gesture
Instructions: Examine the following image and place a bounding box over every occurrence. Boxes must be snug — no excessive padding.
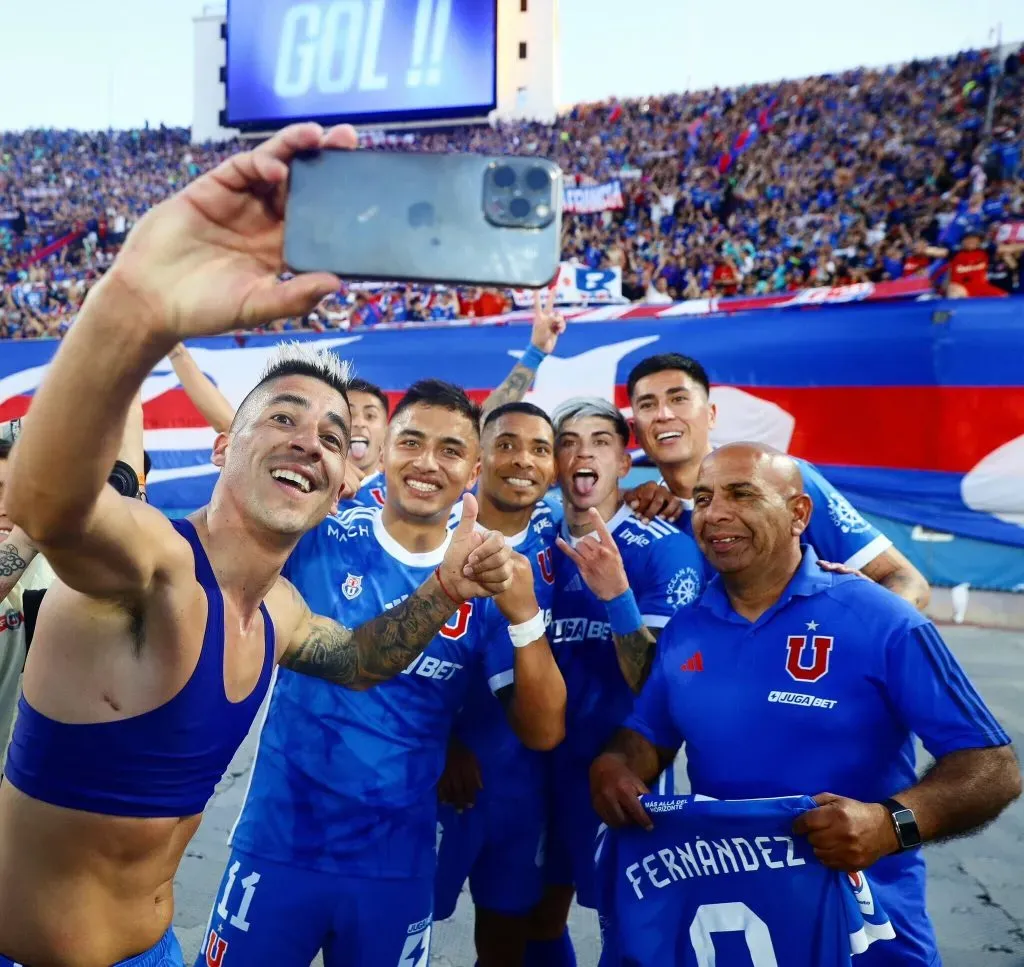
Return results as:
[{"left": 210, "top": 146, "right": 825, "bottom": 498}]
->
[
  {"left": 112, "top": 122, "right": 358, "bottom": 340},
  {"left": 529, "top": 286, "right": 566, "bottom": 355},
  {"left": 555, "top": 507, "right": 630, "bottom": 602}
]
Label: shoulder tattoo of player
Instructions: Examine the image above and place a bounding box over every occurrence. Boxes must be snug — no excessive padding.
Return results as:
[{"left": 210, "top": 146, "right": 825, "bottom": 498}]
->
[
  {"left": 0, "top": 542, "right": 28, "bottom": 579},
  {"left": 280, "top": 581, "right": 457, "bottom": 689}
]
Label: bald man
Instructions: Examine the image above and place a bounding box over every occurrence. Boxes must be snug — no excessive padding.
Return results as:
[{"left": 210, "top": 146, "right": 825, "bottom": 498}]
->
[{"left": 591, "top": 443, "right": 1020, "bottom": 965}]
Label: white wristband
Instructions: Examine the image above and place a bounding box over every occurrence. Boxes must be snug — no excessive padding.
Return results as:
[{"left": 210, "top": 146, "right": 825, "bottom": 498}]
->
[{"left": 508, "top": 610, "right": 546, "bottom": 649}]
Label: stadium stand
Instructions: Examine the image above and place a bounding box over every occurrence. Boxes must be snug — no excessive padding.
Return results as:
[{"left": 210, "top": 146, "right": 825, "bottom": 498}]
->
[{"left": 2, "top": 46, "right": 1023, "bottom": 339}]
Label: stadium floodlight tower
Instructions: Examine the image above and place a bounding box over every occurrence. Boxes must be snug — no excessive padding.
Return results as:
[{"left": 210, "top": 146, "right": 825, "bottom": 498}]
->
[{"left": 191, "top": 0, "right": 560, "bottom": 145}]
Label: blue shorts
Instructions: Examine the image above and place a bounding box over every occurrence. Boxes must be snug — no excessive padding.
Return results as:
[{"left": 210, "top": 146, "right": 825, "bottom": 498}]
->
[
  {"left": 546, "top": 756, "right": 673, "bottom": 910},
  {"left": 1, "top": 927, "right": 183, "bottom": 967},
  {"left": 196, "top": 848, "right": 433, "bottom": 967},
  {"left": 434, "top": 780, "right": 546, "bottom": 920}
]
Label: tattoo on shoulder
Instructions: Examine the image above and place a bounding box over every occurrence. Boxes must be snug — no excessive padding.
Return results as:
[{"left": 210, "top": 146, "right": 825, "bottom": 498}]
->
[
  {"left": 279, "top": 578, "right": 456, "bottom": 689},
  {"left": 0, "top": 542, "right": 28, "bottom": 579}
]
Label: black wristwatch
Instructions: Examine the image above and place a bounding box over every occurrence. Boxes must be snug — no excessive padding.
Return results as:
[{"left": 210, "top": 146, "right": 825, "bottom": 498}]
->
[{"left": 881, "top": 797, "right": 922, "bottom": 852}]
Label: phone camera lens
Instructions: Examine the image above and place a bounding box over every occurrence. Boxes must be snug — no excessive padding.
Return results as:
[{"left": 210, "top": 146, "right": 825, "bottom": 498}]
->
[
  {"left": 509, "top": 197, "right": 532, "bottom": 219},
  {"left": 525, "top": 167, "right": 550, "bottom": 192},
  {"left": 493, "top": 165, "right": 517, "bottom": 188}
]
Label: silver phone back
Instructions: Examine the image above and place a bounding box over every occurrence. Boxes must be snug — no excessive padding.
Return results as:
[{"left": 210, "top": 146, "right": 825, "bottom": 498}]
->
[{"left": 284, "top": 151, "right": 563, "bottom": 289}]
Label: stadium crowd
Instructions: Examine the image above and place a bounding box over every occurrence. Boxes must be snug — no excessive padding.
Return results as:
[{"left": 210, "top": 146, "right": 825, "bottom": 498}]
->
[{"left": 2, "top": 45, "right": 1024, "bottom": 339}]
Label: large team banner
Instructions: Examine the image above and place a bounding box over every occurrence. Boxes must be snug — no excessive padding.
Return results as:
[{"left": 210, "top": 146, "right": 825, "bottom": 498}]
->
[{"left": 1, "top": 298, "right": 1022, "bottom": 561}]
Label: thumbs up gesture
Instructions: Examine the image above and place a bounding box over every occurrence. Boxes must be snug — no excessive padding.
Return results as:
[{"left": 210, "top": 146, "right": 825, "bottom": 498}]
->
[{"left": 439, "top": 493, "right": 515, "bottom": 600}]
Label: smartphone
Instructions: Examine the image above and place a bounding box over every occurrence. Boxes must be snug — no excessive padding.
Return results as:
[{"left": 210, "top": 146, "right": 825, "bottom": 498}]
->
[{"left": 283, "top": 150, "right": 563, "bottom": 289}]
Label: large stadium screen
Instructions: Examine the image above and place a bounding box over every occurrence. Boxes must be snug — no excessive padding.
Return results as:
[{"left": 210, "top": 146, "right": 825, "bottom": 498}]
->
[{"left": 225, "top": 0, "right": 498, "bottom": 129}]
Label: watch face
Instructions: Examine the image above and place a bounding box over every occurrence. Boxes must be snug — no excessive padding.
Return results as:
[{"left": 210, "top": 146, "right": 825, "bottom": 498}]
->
[{"left": 893, "top": 808, "right": 922, "bottom": 846}]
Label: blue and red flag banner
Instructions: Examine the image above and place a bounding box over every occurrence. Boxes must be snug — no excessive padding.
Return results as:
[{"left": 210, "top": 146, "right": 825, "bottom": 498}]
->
[
  {"left": 733, "top": 122, "right": 759, "bottom": 156},
  {"left": 687, "top": 112, "right": 707, "bottom": 145},
  {"left": 1, "top": 298, "right": 1022, "bottom": 557},
  {"left": 757, "top": 98, "right": 776, "bottom": 133}
]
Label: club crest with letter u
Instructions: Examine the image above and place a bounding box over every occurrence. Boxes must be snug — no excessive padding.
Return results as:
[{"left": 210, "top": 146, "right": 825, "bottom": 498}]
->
[
  {"left": 341, "top": 573, "right": 364, "bottom": 601},
  {"left": 785, "top": 625, "right": 834, "bottom": 683}
]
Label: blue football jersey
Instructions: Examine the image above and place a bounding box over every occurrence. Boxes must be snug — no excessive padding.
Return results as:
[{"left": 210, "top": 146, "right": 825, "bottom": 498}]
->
[
  {"left": 596, "top": 795, "right": 895, "bottom": 967},
  {"left": 552, "top": 504, "right": 705, "bottom": 763},
  {"left": 230, "top": 506, "right": 513, "bottom": 878},
  {"left": 626, "top": 547, "right": 1010, "bottom": 965},
  {"left": 453, "top": 502, "right": 559, "bottom": 786},
  {"left": 661, "top": 458, "right": 891, "bottom": 570}
]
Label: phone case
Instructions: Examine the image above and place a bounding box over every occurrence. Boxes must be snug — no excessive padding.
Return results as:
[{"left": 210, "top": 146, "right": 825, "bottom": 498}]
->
[{"left": 283, "top": 150, "right": 563, "bottom": 289}]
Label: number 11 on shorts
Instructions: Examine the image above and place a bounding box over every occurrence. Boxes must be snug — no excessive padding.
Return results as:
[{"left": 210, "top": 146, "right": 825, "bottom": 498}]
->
[{"left": 215, "top": 860, "right": 262, "bottom": 932}]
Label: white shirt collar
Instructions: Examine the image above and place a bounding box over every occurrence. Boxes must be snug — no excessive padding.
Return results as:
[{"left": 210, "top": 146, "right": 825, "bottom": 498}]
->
[{"left": 372, "top": 509, "right": 451, "bottom": 568}]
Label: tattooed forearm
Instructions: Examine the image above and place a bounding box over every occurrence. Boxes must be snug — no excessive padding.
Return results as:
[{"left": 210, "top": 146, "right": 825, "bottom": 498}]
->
[
  {"left": 0, "top": 536, "right": 35, "bottom": 600},
  {"left": 613, "top": 627, "right": 660, "bottom": 693},
  {"left": 480, "top": 362, "right": 535, "bottom": 417},
  {"left": 281, "top": 576, "right": 458, "bottom": 690},
  {"left": 0, "top": 544, "right": 27, "bottom": 579}
]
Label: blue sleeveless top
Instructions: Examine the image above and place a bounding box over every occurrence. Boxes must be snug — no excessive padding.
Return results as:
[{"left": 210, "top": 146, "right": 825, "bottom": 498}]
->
[{"left": 3, "top": 519, "right": 276, "bottom": 818}]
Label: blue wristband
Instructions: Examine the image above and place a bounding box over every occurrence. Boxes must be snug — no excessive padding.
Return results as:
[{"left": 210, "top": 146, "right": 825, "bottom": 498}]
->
[
  {"left": 520, "top": 343, "right": 548, "bottom": 371},
  {"left": 605, "top": 589, "right": 643, "bottom": 636}
]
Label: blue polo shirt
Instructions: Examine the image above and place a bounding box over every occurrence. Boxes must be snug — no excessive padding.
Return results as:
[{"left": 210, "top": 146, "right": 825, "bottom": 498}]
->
[{"left": 626, "top": 546, "right": 1010, "bottom": 965}]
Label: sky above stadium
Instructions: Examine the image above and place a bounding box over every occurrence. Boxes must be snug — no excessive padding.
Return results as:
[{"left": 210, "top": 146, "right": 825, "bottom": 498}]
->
[{"left": 1, "top": 0, "right": 1024, "bottom": 132}]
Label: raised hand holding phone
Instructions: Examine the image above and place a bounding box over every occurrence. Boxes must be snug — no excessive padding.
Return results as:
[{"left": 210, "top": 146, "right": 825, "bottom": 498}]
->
[{"left": 111, "top": 122, "right": 357, "bottom": 340}]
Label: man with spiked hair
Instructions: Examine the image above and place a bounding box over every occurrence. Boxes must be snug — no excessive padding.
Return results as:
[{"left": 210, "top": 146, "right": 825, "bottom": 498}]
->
[{"left": 0, "top": 123, "right": 514, "bottom": 967}]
